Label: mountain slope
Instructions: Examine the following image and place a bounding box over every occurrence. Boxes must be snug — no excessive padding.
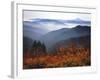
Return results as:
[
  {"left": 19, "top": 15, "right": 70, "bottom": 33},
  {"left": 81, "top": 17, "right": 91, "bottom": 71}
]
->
[
  {"left": 54, "top": 35, "right": 90, "bottom": 49},
  {"left": 23, "top": 21, "right": 49, "bottom": 40},
  {"left": 23, "top": 37, "right": 33, "bottom": 53},
  {"left": 39, "top": 25, "right": 90, "bottom": 53}
]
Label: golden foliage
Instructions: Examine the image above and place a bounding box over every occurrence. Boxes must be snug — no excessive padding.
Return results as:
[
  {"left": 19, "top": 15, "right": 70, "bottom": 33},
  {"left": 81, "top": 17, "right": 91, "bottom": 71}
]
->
[{"left": 23, "top": 45, "right": 90, "bottom": 69}]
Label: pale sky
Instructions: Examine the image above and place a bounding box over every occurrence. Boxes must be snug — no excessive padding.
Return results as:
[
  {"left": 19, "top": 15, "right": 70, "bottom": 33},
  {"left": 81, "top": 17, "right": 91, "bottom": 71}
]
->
[{"left": 23, "top": 10, "right": 91, "bottom": 21}]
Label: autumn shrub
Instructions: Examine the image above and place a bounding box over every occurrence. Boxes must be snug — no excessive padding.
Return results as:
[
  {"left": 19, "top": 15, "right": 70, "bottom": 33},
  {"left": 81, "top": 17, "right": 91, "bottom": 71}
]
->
[{"left": 23, "top": 43, "right": 90, "bottom": 69}]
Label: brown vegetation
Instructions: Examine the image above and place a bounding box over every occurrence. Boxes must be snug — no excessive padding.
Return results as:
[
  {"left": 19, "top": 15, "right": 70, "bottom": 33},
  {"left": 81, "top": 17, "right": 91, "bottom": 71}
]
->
[{"left": 23, "top": 42, "right": 90, "bottom": 69}]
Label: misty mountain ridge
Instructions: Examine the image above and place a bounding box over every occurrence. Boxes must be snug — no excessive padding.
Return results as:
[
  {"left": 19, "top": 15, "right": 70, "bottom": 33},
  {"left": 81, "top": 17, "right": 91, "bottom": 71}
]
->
[
  {"left": 29, "top": 18, "right": 91, "bottom": 25},
  {"left": 39, "top": 25, "right": 90, "bottom": 53},
  {"left": 23, "top": 18, "right": 90, "bottom": 32},
  {"left": 23, "top": 24, "right": 90, "bottom": 53},
  {"left": 23, "top": 18, "right": 91, "bottom": 41}
]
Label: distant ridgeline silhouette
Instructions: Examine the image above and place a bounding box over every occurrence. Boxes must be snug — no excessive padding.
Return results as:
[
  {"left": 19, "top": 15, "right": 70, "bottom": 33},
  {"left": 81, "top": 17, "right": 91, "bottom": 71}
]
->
[{"left": 23, "top": 25, "right": 90, "bottom": 54}]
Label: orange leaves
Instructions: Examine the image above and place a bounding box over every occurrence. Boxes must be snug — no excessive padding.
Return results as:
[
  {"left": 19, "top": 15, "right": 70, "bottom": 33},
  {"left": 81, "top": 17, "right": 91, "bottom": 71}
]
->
[{"left": 23, "top": 47, "right": 90, "bottom": 69}]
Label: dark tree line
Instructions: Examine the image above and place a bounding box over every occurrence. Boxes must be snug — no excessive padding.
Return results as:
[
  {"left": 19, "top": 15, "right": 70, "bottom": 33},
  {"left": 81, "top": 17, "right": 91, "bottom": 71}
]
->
[{"left": 30, "top": 40, "right": 47, "bottom": 55}]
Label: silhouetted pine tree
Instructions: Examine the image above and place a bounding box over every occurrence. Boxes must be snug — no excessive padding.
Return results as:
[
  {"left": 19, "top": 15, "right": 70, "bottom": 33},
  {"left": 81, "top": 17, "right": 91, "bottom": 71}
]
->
[
  {"left": 30, "top": 40, "right": 47, "bottom": 55},
  {"left": 30, "top": 40, "right": 35, "bottom": 54},
  {"left": 42, "top": 43, "right": 46, "bottom": 53}
]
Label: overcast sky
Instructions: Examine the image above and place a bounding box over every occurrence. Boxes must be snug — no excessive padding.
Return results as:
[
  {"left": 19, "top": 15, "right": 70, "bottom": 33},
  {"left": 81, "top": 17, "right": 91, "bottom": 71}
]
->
[{"left": 23, "top": 10, "right": 91, "bottom": 21}]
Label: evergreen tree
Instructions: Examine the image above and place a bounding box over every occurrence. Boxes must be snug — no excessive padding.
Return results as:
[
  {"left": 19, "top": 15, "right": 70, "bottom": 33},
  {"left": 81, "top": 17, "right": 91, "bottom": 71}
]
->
[
  {"left": 30, "top": 40, "right": 37, "bottom": 54},
  {"left": 30, "top": 40, "right": 47, "bottom": 55},
  {"left": 37, "top": 41, "right": 41, "bottom": 47},
  {"left": 42, "top": 43, "right": 46, "bottom": 53}
]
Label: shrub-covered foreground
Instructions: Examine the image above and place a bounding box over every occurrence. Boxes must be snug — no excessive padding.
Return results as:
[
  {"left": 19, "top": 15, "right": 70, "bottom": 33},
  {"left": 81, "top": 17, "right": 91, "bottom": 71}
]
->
[{"left": 23, "top": 46, "right": 90, "bottom": 69}]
